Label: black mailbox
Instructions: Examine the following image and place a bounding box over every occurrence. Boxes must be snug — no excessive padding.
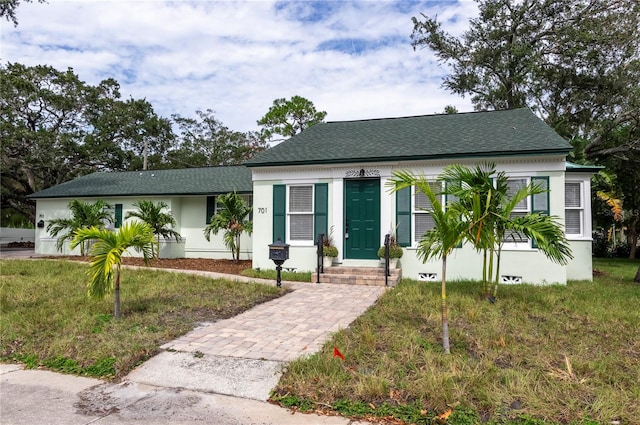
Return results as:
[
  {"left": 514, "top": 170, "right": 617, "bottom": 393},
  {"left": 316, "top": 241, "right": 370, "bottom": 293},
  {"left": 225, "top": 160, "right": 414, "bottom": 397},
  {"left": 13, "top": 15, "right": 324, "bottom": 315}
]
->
[
  {"left": 268, "top": 239, "right": 290, "bottom": 287},
  {"left": 269, "top": 239, "right": 289, "bottom": 263}
]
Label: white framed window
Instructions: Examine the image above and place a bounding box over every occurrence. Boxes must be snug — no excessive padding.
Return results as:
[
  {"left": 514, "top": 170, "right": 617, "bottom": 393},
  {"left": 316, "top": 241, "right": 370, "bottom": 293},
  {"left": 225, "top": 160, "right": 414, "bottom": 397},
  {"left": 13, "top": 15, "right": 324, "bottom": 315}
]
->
[
  {"left": 565, "top": 182, "right": 583, "bottom": 236},
  {"left": 288, "top": 185, "right": 314, "bottom": 242},
  {"left": 413, "top": 182, "right": 442, "bottom": 244},
  {"left": 505, "top": 178, "right": 530, "bottom": 244}
]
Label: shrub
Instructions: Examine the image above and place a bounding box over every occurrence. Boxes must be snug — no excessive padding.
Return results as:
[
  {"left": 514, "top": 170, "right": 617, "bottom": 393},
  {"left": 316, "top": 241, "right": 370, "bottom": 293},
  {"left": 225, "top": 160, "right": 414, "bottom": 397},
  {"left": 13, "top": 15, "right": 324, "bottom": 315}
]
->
[
  {"left": 323, "top": 245, "right": 338, "bottom": 257},
  {"left": 377, "top": 244, "right": 403, "bottom": 259}
]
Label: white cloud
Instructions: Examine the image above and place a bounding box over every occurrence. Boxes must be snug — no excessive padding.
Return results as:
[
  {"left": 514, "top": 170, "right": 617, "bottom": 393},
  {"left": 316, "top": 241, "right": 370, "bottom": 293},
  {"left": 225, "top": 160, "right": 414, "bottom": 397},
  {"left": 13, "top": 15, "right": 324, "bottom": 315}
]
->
[{"left": 2, "top": 0, "right": 478, "bottom": 132}]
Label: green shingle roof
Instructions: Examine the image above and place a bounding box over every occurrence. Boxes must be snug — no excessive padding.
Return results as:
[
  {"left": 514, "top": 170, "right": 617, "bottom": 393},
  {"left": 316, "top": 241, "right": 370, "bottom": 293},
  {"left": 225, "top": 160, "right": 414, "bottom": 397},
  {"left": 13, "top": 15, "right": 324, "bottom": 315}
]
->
[
  {"left": 27, "top": 166, "right": 252, "bottom": 199},
  {"left": 245, "top": 108, "right": 571, "bottom": 167}
]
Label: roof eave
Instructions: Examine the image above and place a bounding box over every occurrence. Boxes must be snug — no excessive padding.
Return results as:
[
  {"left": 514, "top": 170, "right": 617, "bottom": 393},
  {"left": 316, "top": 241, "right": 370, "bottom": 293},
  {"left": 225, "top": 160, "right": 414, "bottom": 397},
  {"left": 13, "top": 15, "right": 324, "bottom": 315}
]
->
[
  {"left": 27, "top": 190, "right": 253, "bottom": 200},
  {"left": 245, "top": 148, "right": 571, "bottom": 168}
]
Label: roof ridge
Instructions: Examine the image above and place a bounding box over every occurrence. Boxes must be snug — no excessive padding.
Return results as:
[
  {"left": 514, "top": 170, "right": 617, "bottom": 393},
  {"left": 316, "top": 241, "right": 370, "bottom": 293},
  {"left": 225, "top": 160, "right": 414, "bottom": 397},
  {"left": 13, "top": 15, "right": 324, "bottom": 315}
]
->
[{"left": 324, "top": 107, "right": 529, "bottom": 124}]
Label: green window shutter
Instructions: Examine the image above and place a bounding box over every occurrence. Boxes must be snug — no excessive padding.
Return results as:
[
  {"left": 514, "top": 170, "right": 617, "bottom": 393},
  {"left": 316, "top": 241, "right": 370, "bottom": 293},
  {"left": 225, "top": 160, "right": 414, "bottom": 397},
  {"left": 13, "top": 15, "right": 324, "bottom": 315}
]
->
[
  {"left": 114, "top": 204, "right": 123, "bottom": 228},
  {"left": 531, "top": 176, "right": 550, "bottom": 248},
  {"left": 314, "top": 183, "right": 328, "bottom": 241},
  {"left": 273, "top": 185, "right": 286, "bottom": 243},
  {"left": 396, "top": 186, "right": 411, "bottom": 247},
  {"left": 206, "top": 196, "right": 216, "bottom": 225}
]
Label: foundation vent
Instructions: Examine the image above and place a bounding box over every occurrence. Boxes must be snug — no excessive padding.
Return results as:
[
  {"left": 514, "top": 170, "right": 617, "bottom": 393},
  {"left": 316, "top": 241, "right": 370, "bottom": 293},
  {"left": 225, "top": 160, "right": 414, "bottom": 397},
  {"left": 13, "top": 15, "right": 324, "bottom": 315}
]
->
[
  {"left": 418, "top": 272, "right": 438, "bottom": 282},
  {"left": 500, "top": 275, "right": 523, "bottom": 284}
]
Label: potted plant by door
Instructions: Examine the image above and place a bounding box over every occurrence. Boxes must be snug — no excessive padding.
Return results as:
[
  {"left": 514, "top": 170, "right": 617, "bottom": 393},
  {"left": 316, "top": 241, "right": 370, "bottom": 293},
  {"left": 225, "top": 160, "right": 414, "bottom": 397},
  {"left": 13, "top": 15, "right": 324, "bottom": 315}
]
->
[
  {"left": 322, "top": 226, "right": 338, "bottom": 268},
  {"left": 378, "top": 235, "right": 403, "bottom": 268},
  {"left": 323, "top": 245, "right": 338, "bottom": 268}
]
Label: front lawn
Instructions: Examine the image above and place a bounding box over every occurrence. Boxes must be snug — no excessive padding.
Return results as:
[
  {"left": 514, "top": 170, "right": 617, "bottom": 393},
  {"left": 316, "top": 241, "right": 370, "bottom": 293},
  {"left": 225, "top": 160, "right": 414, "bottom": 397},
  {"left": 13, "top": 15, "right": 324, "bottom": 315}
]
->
[
  {"left": 0, "top": 259, "right": 283, "bottom": 380},
  {"left": 273, "top": 258, "right": 640, "bottom": 424}
]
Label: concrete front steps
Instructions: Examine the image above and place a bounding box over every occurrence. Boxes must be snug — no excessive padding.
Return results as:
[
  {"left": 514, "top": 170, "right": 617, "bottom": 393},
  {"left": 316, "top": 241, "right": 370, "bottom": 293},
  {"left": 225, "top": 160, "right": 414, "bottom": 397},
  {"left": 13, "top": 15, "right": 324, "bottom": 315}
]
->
[{"left": 311, "top": 266, "right": 402, "bottom": 286}]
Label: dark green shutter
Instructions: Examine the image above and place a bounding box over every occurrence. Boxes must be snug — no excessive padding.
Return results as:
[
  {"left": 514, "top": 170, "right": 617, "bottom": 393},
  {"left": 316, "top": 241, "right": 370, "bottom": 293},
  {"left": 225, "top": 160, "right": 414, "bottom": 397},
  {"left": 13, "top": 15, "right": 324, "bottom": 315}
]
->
[
  {"left": 314, "top": 183, "right": 328, "bottom": 241},
  {"left": 396, "top": 186, "right": 411, "bottom": 247},
  {"left": 206, "top": 196, "right": 216, "bottom": 224},
  {"left": 531, "top": 176, "right": 549, "bottom": 248},
  {"left": 273, "top": 185, "right": 286, "bottom": 243},
  {"left": 115, "top": 204, "right": 123, "bottom": 228}
]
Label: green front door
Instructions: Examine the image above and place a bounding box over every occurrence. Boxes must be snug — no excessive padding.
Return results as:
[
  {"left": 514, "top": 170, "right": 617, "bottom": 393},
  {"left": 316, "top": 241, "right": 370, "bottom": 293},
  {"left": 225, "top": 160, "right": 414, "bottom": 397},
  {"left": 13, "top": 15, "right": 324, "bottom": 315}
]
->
[{"left": 344, "top": 179, "right": 380, "bottom": 259}]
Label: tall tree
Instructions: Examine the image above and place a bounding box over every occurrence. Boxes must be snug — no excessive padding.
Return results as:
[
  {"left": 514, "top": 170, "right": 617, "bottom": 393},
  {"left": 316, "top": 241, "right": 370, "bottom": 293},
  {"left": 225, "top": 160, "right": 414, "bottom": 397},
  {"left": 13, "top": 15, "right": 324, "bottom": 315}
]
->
[
  {"left": 257, "top": 95, "right": 327, "bottom": 141},
  {"left": 1, "top": 63, "right": 97, "bottom": 221},
  {"left": 125, "top": 200, "right": 182, "bottom": 258},
  {"left": 411, "top": 0, "right": 639, "bottom": 158},
  {"left": 1, "top": 0, "right": 46, "bottom": 26},
  {"left": 203, "top": 192, "right": 253, "bottom": 262},
  {"left": 168, "top": 109, "right": 266, "bottom": 167},
  {"left": 46, "top": 199, "right": 113, "bottom": 255},
  {"left": 71, "top": 222, "right": 155, "bottom": 319},
  {"left": 0, "top": 63, "right": 174, "bottom": 221}
]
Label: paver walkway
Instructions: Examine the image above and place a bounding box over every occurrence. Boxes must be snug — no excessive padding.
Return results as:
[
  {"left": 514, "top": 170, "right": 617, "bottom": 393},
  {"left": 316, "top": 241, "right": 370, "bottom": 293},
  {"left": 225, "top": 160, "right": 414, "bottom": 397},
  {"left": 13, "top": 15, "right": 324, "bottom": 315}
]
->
[{"left": 162, "top": 282, "right": 386, "bottom": 362}]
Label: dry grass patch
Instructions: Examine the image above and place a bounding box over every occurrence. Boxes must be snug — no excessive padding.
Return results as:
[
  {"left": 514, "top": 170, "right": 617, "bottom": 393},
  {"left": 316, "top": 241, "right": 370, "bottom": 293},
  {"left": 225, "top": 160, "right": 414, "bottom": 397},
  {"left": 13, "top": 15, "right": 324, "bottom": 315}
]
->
[{"left": 274, "top": 258, "right": 640, "bottom": 424}]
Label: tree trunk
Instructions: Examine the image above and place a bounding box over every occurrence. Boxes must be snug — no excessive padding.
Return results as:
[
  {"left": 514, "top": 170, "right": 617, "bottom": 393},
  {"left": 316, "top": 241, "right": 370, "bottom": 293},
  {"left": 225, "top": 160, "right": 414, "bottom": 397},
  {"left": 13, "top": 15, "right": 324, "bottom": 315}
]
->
[
  {"left": 114, "top": 268, "right": 121, "bottom": 319},
  {"left": 634, "top": 265, "right": 640, "bottom": 284},
  {"left": 441, "top": 255, "right": 450, "bottom": 354},
  {"left": 629, "top": 214, "right": 638, "bottom": 260},
  {"left": 492, "top": 247, "right": 502, "bottom": 299}
]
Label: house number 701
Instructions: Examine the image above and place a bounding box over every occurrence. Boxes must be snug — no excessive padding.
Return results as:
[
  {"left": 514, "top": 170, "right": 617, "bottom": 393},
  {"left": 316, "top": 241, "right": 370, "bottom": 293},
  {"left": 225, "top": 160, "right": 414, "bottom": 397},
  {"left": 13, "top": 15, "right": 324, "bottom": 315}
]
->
[{"left": 258, "top": 207, "right": 267, "bottom": 214}]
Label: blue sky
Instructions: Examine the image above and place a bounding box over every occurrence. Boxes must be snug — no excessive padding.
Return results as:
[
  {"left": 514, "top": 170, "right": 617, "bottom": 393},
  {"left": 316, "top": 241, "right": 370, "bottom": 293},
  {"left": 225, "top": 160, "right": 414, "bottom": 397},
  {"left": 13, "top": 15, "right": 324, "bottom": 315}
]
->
[{"left": 2, "top": 0, "right": 477, "bottom": 133}]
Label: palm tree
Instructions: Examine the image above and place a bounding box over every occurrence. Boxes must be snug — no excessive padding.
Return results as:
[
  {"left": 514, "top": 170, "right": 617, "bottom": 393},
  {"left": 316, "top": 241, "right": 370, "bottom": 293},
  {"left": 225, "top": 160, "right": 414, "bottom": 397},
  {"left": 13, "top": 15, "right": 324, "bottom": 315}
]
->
[
  {"left": 487, "top": 173, "right": 572, "bottom": 298},
  {"left": 46, "top": 199, "right": 113, "bottom": 255},
  {"left": 389, "top": 171, "right": 472, "bottom": 354},
  {"left": 203, "top": 192, "right": 253, "bottom": 262},
  {"left": 125, "top": 200, "right": 182, "bottom": 258},
  {"left": 439, "top": 164, "right": 498, "bottom": 295},
  {"left": 440, "top": 164, "right": 573, "bottom": 299},
  {"left": 70, "top": 222, "right": 155, "bottom": 319}
]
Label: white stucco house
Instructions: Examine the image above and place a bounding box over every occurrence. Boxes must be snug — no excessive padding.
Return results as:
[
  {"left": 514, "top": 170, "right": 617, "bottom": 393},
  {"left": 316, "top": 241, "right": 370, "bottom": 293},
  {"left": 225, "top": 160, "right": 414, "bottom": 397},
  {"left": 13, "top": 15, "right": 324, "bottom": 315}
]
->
[
  {"left": 29, "top": 108, "right": 595, "bottom": 284},
  {"left": 244, "top": 108, "right": 596, "bottom": 284},
  {"left": 27, "top": 166, "right": 254, "bottom": 259}
]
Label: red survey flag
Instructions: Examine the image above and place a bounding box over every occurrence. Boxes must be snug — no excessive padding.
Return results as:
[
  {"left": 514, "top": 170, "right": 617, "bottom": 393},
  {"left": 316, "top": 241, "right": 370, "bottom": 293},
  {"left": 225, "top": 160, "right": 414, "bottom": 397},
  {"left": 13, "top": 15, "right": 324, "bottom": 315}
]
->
[{"left": 333, "top": 346, "right": 345, "bottom": 360}]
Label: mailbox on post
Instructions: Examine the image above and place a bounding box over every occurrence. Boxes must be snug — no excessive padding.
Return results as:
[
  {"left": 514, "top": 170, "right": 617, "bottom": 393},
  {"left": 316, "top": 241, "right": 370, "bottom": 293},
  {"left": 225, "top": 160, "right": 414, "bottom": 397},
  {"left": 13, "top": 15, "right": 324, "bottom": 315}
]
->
[{"left": 268, "top": 238, "right": 290, "bottom": 287}]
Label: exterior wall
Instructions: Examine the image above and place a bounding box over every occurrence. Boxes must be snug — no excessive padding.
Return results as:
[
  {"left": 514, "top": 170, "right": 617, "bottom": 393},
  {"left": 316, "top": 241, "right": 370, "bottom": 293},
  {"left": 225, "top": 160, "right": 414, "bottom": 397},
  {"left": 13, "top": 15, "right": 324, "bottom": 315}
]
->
[
  {"left": 0, "top": 228, "right": 35, "bottom": 245},
  {"left": 565, "top": 172, "right": 595, "bottom": 281},
  {"left": 566, "top": 240, "right": 593, "bottom": 281},
  {"left": 179, "top": 196, "right": 252, "bottom": 260},
  {"left": 33, "top": 195, "right": 250, "bottom": 259},
  {"left": 252, "top": 155, "right": 585, "bottom": 284}
]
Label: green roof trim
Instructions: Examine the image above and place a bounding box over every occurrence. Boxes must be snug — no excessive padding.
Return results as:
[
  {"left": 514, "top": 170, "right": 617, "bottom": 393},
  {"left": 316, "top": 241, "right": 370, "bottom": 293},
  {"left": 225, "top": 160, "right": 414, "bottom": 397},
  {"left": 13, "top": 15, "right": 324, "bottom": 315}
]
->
[
  {"left": 27, "top": 166, "right": 252, "bottom": 199},
  {"left": 245, "top": 108, "right": 571, "bottom": 167}
]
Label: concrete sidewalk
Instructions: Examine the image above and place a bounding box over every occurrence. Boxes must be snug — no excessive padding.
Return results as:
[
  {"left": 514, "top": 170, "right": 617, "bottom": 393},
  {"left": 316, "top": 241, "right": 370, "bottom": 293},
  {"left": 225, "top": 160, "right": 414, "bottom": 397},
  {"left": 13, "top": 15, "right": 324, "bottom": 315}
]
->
[{"left": 0, "top": 253, "right": 387, "bottom": 424}]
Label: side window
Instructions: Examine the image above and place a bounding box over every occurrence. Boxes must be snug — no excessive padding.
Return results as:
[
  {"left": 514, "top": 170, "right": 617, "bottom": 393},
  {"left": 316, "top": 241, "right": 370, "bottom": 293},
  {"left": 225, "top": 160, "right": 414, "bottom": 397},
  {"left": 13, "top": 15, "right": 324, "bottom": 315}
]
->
[
  {"left": 288, "top": 185, "right": 314, "bottom": 241},
  {"left": 274, "top": 184, "right": 328, "bottom": 244},
  {"left": 413, "top": 182, "right": 442, "bottom": 244},
  {"left": 565, "top": 182, "right": 583, "bottom": 236},
  {"left": 505, "top": 178, "right": 530, "bottom": 243}
]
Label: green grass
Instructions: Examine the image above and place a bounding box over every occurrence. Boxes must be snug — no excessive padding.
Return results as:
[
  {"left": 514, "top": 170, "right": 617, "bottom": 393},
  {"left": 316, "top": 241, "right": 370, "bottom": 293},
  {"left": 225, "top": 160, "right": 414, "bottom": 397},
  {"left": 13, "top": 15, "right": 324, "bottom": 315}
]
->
[
  {"left": 241, "top": 268, "right": 312, "bottom": 282},
  {"left": 0, "top": 259, "right": 283, "bottom": 380},
  {"left": 273, "top": 258, "right": 640, "bottom": 424}
]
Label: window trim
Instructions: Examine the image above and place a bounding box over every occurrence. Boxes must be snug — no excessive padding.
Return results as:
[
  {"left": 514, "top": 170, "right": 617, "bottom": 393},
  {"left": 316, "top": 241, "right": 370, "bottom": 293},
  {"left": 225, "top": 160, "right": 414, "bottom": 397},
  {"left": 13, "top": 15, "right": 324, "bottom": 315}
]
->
[
  {"left": 503, "top": 177, "right": 534, "bottom": 250},
  {"left": 287, "top": 184, "right": 315, "bottom": 245},
  {"left": 412, "top": 181, "right": 443, "bottom": 246},
  {"left": 564, "top": 181, "right": 584, "bottom": 237}
]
